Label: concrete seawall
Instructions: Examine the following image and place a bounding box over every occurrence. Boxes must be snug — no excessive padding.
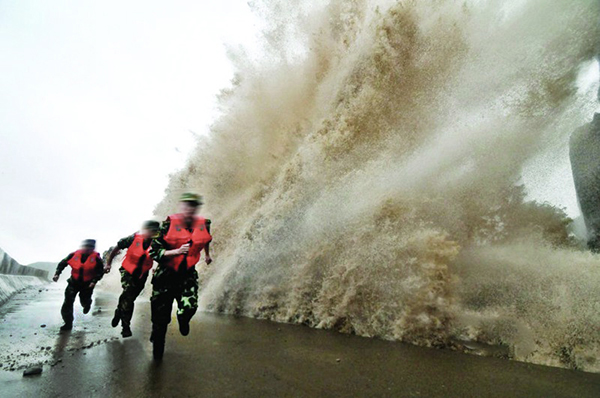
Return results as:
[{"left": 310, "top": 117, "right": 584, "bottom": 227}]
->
[
  {"left": 0, "top": 274, "right": 46, "bottom": 306},
  {"left": 0, "top": 248, "right": 49, "bottom": 305},
  {"left": 0, "top": 249, "right": 48, "bottom": 278}
]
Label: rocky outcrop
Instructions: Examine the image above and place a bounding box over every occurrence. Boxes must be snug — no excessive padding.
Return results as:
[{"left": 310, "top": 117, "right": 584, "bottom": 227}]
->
[
  {"left": 569, "top": 51, "right": 600, "bottom": 251},
  {"left": 570, "top": 114, "right": 600, "bottom": 250}
]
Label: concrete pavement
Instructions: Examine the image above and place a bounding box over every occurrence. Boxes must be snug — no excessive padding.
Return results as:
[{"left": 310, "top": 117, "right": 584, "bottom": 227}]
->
[{"left": 0, "top": 283, "right": 599, "bottom": 397}]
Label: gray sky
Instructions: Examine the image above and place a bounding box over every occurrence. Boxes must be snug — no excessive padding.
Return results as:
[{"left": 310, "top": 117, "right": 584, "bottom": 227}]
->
[
  {"left": 0, "top": 1, "right": 597, "bottom": 264},
  {"left": 0, "top": 1, "right": 258, "bottom": 263}
]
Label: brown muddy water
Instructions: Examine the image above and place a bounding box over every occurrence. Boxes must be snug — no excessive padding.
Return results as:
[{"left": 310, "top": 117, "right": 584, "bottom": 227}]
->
[{"left": 155, "top": 0, "right": 600, "bottom": 373}]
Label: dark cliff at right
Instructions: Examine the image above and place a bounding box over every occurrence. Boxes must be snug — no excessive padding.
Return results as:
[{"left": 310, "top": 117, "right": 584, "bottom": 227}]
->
[{"left": 570, "top": 56, "right": 600, "bottom": 251}]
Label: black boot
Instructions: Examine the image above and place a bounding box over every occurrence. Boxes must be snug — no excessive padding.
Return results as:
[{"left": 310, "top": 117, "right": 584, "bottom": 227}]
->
[
  {"left": 153, "top": 338, "right": 165, "bottom": 361},
  {"left": 152, "top": 325, "right": 167, "bottom": 360},
  {"left": 111, "top": 310, "right": 121, "bottom": 327},
  {"left": 60, "top": 323, "right": 72, "bottom": 332},
  {"left": 177, "top": 314, "right": 190, "bottom": 336},
  {"left": 83, "top": 304, "right": 91, "bottom": 314},
  {"left": 121, "top": 325, "right": 132, "bottom": 338}
]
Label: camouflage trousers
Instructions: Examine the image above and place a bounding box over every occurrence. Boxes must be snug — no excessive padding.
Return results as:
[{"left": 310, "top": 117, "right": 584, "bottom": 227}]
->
[
  {"left": 116, "top": 267, "right": 149, "bottom": 328},
  {"left": 61, "top": 278, "right": 94, "bottom": 324},
  {"left": 150, "top": 266, "right": 199, "bottom": 339}
]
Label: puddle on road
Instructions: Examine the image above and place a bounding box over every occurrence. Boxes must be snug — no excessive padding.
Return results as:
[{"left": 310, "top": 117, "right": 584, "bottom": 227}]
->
[{"left": 0, "top": 283, "right": 124, "bottom": 371}]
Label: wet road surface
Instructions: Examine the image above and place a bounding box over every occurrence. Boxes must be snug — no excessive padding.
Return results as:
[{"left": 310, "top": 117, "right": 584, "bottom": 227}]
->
[{"left": 1, "top": 283, "right": 599, "bottom": 397}]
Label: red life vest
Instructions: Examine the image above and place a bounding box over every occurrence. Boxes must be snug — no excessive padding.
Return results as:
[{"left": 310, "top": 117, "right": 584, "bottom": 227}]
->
[
  {"left": 67, "top": 250, "right": 100, "bottom": 283},
  {"left": 162, "top": 214, "right": 212, "bottom": 272},
  {"left": 121, "top": 233, "right": 154, "bottom": 278}
]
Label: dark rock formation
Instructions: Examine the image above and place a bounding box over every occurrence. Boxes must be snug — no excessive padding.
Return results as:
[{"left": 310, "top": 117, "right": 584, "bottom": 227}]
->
[{"left": 570, "top": 113, "right": 600, "bottom": 251}]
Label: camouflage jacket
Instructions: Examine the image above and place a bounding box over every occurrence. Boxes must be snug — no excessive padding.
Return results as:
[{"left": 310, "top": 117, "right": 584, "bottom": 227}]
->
[{"left": 116, "top": 233, "right": 152, "bottom": 251}]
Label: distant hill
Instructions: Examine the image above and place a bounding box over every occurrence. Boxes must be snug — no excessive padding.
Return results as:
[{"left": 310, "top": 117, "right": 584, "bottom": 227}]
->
[{"left": 26, "top": 262, "right": 57, "bottom": 273}]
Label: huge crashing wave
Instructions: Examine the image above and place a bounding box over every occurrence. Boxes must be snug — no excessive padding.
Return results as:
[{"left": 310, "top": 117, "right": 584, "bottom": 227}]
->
[{"left": 155, "top": 0, "right": 600, "bottom": 371}]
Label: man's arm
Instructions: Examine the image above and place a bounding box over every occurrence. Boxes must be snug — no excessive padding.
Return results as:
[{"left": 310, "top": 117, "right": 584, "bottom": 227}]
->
[
  {"left": 150, "top": 219, "right": 170, "bottom": 262},
  {"left": 105, "top": 234, "right": 136, "bottom": 272},
  {"left": 204, "top": 219, "right": 212, "bottom": 264},
  {"left": 53, "top": 253, "right": 74, "bottom": 282},
  {"left": 204, "top": 243, "right": 212, "bottom": 264},
  {"left": 90, "top": 255, "right": 105, "bottom": 286},
  {"left": 104, "top": 247, "right": 120, "bottom": 272},
  {"left": 150, "top": 218, "right": 189, "bottom": 262}
]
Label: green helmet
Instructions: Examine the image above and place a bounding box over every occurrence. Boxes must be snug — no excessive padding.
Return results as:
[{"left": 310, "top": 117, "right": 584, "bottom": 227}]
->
[{"left": 179, "top": 192, "right": 203, "bottom": 206}]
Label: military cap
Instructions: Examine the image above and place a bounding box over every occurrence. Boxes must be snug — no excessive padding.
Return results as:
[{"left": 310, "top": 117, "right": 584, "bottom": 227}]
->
[
  {"left": 82, "top": 239, "right": 96, "bottom": 248},
  {"left": 179, "top": 192, "right": 203, "bottom": 205},
  {"left": 143, "top": 220, "right": 160, "bottom": 231}
]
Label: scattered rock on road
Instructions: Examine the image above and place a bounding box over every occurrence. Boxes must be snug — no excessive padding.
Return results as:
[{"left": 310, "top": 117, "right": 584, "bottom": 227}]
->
[{"left": 23, "top": 367, "right": 43, "bottom": 376}]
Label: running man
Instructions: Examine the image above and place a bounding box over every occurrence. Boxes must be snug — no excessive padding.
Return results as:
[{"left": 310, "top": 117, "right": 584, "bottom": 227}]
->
[
  {"left": 104, "top": 220, "right": 160, "bottom": 337},
  {"left": 53, "top": 239, "right": 105, "bottom": 331},
  {"left": 149, "top": 193, "right": 212, "bottom": 360}
]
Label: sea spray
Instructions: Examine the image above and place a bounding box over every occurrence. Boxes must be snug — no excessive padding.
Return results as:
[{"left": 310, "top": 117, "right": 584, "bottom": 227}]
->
[{"left": 156, "top": 0, "right": 600, "bottom": 371}]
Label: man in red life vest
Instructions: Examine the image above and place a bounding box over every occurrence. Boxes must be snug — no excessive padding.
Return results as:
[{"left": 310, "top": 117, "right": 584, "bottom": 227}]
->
[
  {"left": 149, "top": 193, "right": 212, "bottom": 360},
  {"left": 104, "top": 220, "right": 160, "bottom": 338},
  {"left": 53, "top": 239, "right": 105, "bottom": 331}
]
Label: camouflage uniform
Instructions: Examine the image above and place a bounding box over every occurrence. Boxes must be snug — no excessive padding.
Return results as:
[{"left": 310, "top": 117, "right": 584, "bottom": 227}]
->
[
  {"left": 55, "top": 252, "right": 105, "bottom": 325},
  {"left": 149, "top": 266, "right": 199, "bottom": 327},
  {"left": 114, "top": 234, "right": 152, "bottom": 328},
  {"left": 149, "top": 217, "right": 210, "bottom": 340}
]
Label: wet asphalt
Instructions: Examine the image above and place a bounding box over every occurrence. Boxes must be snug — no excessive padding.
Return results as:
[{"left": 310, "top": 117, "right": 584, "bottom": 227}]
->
[{"left": 0, "top": 282, "right": 599, "bottom": 398}]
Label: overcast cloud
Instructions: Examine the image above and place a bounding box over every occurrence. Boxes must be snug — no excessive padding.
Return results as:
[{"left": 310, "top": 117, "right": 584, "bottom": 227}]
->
[
  {"left": 1, "top": 1, "right": 597, "bottom": 264},
  {"left": 0, "top": 1, "right": 258, "bottom": 263}
]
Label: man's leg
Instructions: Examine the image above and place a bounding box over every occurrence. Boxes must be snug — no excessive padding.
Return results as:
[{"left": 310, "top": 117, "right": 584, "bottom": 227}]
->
[
  {"left": 150, "top": 267, "right": 175, "bottom": 360},
  {"left": 60, "top": 279, "right": 79, "bottom": 330},
  {"left": 112, "top": 268, "right": 128, "bottom": 327},
  {"left": 118, "top": 270, "right": 147, "bottom": 337},
  {"left": 175, "top": 268, "right": 199, "bottom": 336},
  {"left": 79, "top": 284, "right": 94, "bottom": 314}
]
